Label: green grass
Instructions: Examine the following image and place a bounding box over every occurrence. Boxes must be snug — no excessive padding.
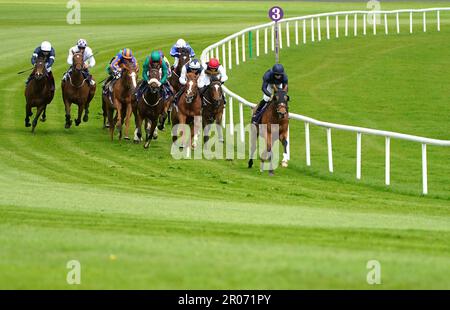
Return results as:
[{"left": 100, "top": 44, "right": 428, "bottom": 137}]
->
[{"left": 0, "top": 1, "right": 449, "bottom": 289}]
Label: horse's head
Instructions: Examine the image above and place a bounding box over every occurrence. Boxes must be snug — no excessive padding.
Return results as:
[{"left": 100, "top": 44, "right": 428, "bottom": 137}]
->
[
  {"left": 185, "top": 72, "right": 198, "bottom": 104},
  {"left": 72, "top": 52, "right": 84, "bottom": 71},
  {"left": 177, "top": 47, "right": 191, "bottom": 69},
  {"left": 272, "top": 87, "right": 289, "bottom": 119},
  {"left": 121, "top": 60, "right": 138, "bottom": 89},
  {"left": 33, "top": 57, "right": 46, "bottom": 80},
  {"left": 208, "top": 79, "right": 223, "bottom": 106},
  {"left": 147, "top": 68, "right": 162, "bottom": 94}
]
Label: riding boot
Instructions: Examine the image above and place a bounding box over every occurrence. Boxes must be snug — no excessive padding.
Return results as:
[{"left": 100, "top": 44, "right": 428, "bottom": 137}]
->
[
  {"left": 252, "top": 100, "right": 267, "bottom": 125},
  {"left": 222, "top": 94, "right": 227, "bottom": 107},
  {"left": 172, "top": 87, "right": 184, "bottom": 106}
]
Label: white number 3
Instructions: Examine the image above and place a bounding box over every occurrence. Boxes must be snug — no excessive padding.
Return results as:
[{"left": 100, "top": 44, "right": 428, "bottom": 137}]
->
[{"left": 271, "top": 8, "right": 281, "bottom": 20}]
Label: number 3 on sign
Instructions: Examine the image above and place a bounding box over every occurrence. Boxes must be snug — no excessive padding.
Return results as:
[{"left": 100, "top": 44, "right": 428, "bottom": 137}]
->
[{"left": 269, "top": 6, "right": 284, "bottom": 22}]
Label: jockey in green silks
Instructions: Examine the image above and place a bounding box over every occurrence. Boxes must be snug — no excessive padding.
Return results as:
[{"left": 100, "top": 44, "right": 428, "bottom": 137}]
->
[{"left": 137, "top": 50, "right": 173, "bottom": 100}]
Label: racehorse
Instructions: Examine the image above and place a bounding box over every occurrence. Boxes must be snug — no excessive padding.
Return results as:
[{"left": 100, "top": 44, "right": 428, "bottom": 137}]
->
[
  {"left": 24, "top": 57, "right": 54, "bottom": 133},
  {"left": 171, "top": 72, "right": 202, "bottom": 149},
  {"left": 61, "top": 52, "right": 96, "bottom": 128},
  {"left": 102, "top": 60, "right": 138, "bottom": 141},
  {"left": 134, "top": 68, "right": 165, "bottom": 149},
  {"left": 201, "top": 77, "right": 224, "bottom": 144},
  {"left": 248, "top": 87, "right": 289, "bottom": 175},
  {"left": 164, "top": 47, "right": 192, "bottom": 129}
]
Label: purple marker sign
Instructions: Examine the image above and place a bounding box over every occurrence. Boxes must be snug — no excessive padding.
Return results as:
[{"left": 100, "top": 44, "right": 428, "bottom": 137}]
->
[
  {"left": 268, "top": 6, "right": 284, "bottom": 22},
  {"left": 268, "top": 6, "right": 284, "bottom": 63}
]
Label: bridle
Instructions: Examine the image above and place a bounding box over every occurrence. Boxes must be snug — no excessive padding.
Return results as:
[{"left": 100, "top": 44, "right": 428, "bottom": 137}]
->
[
  {"left": 203, "top": 80, "right": 223, "bottom": 108},
  {"left": 69, "top": 53, "right": 87, "bottom": 88}
]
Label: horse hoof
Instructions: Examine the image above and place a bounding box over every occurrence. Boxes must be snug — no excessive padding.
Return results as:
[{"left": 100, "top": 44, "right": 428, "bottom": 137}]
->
[
  {"left": 124, "top": 136, "right": 130, "bottom": 141},
  {"left": 40, "top": 117, "right": 46, "bottom": 122},
  {"left": 75, "top": 120, "right": 81, "bottom": 126},
  {"left": 133, "top": 139, "right": 140, "bottom": 144},
  {"left": 248, "top": 159, "right": 253, "bottom": 168},
  {"left": 269, "top": 171, "right": 275, "bottom": 176},
  {"left": 25, "top": 122, "right": 31, "bottom": 128},
  {"left": 281, "top": 161, "right": 288, "bottom": 168},
  {"left": 144, "top": 142, "right": 150, "bottom": 149},
  {"left": 157, "top": 125, "right": 164, "bottom": 131},
  {"left": 83, "top": 115, "right": 89, "bottom": 122}
]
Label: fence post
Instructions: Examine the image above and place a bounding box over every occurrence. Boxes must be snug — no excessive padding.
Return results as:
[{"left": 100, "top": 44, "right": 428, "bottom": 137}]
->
[
  {"left": 239, "top": 101, "right": 244, "bottom": 143},
  {"left": 385, "top": 137, "right": 390, "bottom": 185},
  {"left": 396, "top": 12, "right": 400, "bottom": 33},
  {"left": 327, "top": 128, "right": 333, "bottom": 173},
  {"left": 242, "top": 34, "right": 246, "bottom": 62},
  {"left": 286, "top": 22, "right": 290, "bottom": 47},
  {"left": 336, "top": 15, "right": 339, "bottom": 38},
  {"left": 303, "top": 19, "right": 307, "bottom": 44},
  {"left": 271, "top": 24, "right": 275, "bottom": 51},
  {"left": 354, "top": 14, "right": 358, "bottom": 36},
  {"left": 305, "top": 122, "right": 311, "bottom": 166},
  {"left": 286, "top": 126, "right": 291, "bottom": 160},
  {"left": 363, "top": 14, "right": 367, "bottom": 35},
  {"left": 356, "top": 132, "right": 362, "bottom": 179},
  {"left": 423, "top": 12, "right": 426, "bottom": 32},
  {"left": 384, "top": 13, "right": 388, "bottom": 35},
  {"left": 326, "top": 15, "right": 330, "bottom": 39},
  {"left": 422, "top": 144, "right": 428, "bottom": 195},
  {"left": 345, "top": 14, "right": 349, "bottom": 37},
  {"left": 437, "top": 10, "right": 440, "bottom": 31},
  {"left": 311, "top": 18, "right": 315, "bottom": 42},
  {"left": 248, "top": 31, "right": 253, "bottom": 59},
  {"left": 410, "top": 11, "right": 413, "bottom": 34},
  {"left": 373, "top": 13, "right": 377, "bottom": 35},
  {"left": 222, "top": 44, "right": 226, "bottom": 71},
  {"left": 235, "top": 37, "right": 239, "bottom": 65},
  {"left": 317, "top": 17, "right": 321, "bottom": 41},
  {"left": 256, "top": 29, "right": 260, "bottom": 57},
  {"left": 278, "top": 22, "right": 283, "bottom": 49},
  {"left": 228, "top": 97, "right": 234, "bottom": 135},
  {"left": 295, "top": 20, "right": 299, "bottom": 45},
  {"left": 228, "top": 41, "right": 232, "bottom": 70}
]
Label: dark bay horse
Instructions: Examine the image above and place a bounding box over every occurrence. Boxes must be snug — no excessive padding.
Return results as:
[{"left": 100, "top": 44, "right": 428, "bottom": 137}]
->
[
  {"left": 248, "top": 88, "right": 290, "bottom": 175},
  {"left": 102, "top": 61, "right": 138, "bottom": 141},
  {"left": 24, "top": 57, "right": 54, "bottom": 133},
  {"left": 61, "top": 53, "right": 96, "bottom": 128},
  {"left": 171, "top": 72, "right": 202, "bottom": 149},
  {"left": 164, "top": 48, "right": 191, "bottom": 128},
  {"left": 201, "top": 78, "right": 224, "bottom": 144},
  {"left": 134, "top": 68, "right": 165, "bottom": 149}
]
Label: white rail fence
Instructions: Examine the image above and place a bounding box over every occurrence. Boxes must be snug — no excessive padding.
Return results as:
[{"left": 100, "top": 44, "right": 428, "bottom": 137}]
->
[{"left": 200, "top": 8, "right": 450, "bottom": 195}]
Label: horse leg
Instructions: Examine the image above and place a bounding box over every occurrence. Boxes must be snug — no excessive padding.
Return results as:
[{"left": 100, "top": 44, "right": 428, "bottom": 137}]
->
[
  {"left": 115, "top": 100, "right": 123, "bottom": 141},
  {"left": 75, "top": 103, "right": 83, "bottom": 126},
  {"left": 216, "top": 120, "right": 224, "bottom": 143},
  {"left": 134, "top": 111, "right": 143, "bottom": 144},
  {"left": 25, "top": 101, "right": 32, "bottom": 127},
  {"left": 281, "top": 133, "right": 289, "bottom": 168},
  {"left": 248, "top": 124, "right": 258, "bottom": 168},
  {"left": 144, "top": 119, "right": 157, "bottom": 149},
  {"left": 63, "top": 97, "right": 72, "bottom": 129},
  {"left": 31, "top": 105, "right": 45, "bottom": 133},
  {"left": 107, "top": 107, "right": 114, "bottom": 141},
  {"left": 83, "top": 103, "right": 89, "bottom": 123},
  {"left": 177, "top": 113, "right": 187, "bottom": 148},
  {"left": 41, "top": 106, "right": 47, "bottom": 122},
  {"left": 266, "top": 132, "right": 274, "bottom": 176},
  {"left": 124, "top": 103, "right": 132, "bottom": 140}
]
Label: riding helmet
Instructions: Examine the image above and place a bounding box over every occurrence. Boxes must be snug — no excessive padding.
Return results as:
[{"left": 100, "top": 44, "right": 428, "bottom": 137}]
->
[
  {"left": 272, "top": 63, "right": 285, "bottom": 75},
  {"left": 41, "top": 41, "right": 52, "bottom": 52}
]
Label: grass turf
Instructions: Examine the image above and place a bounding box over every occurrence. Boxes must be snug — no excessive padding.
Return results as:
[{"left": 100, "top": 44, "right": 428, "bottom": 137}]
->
[{"left": 0, "top": 0, "right": 449, "bottom": 289}]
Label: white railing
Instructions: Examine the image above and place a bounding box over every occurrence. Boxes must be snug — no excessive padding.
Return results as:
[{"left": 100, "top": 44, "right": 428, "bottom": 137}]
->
[{"left": 201, "top": 8, "right": 450, "bottom": 195}]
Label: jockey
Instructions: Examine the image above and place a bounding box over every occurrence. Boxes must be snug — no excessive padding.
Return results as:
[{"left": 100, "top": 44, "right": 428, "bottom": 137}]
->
[
  {"left": 159, "top": 50, "right": 172, "bottom": 78},
  {"left": 104, "top": 48, "right": 138, "bottom": 89},
  {"left": 198, "top": 58, "right": 228, "bottom": 103},
  {"left": 169, "top": 38, "right": 195, "bottom": 69},
  {"left": 137, "top": 50, "right": 171, "bottom": 99},
  {"left": 251, "top": 63, "right": 289, "bottom": 125},
  {"left": 172, "top": 58, "right": 203, "bottom": 105},
  {"left": 65, "top": 39, "right": 96, "bottom": 85},
  {"left": 28, "top": 41, "right": 55, "bottom": 91}
]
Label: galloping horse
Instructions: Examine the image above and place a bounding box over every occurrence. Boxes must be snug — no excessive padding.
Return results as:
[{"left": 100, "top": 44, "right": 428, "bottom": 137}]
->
[
  {"left": 134, "top": 68, "right": 165, "bottom": 149},
  {"left": 248, "top": 88, "right": 290, "bottom": 175},
  {"left": 61, "top": 53, "right": 96, "bottom": 128},
  {"left": 24, "top": 57, "right": 54, "bottom": 133},
  {"left": 201, "top": 77, "right": 225, "bottom": 144},
  {"left": 171, "top": 72, "right": 202, "bottom": 149},
  {"left": 164, "top": 48, "right": 192, "bottom": 128},
  {"left": 102, "top": 60, "right": 138, "bottom": 141}
]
